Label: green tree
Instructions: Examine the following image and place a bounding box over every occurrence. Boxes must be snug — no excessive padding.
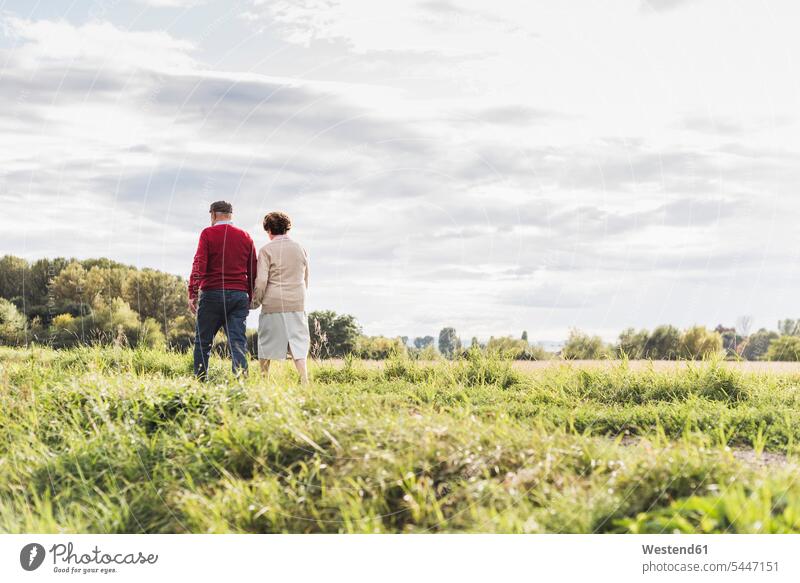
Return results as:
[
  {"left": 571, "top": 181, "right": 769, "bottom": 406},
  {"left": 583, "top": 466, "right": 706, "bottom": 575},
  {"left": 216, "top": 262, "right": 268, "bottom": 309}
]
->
[
  {"left": 123, "top": 269, "right": 187, "bottom": 332},
  {"left": 679, "top": 326, "right": 722, "bottom": 359},
  {"left": 486, "top": 336, "right": 548, "bottom": 360},
  {"left": 617, "top": 328, "right": 650, "bottom": 359},
  {"left": 0, "top": 256, "right": 208, "bottom": 349},
  {"left": 50, "top": 261, "right": 88, "bottom": 308},
  {"left": 740, "top": 328, "right": 778, "bottom": 361},
  {"left": 438, "top": 327, "right": 461, "bottom": 359},
  {"left": 85, "top": 266, "right": 130, "bottom": 304},
  {"left": 715, "top": 324, "right": 743, "bottom": 356},
  {"left": 647, "top": 325, "right": 681, "bottom": 360},
  {"left": 0, "top": 255, "right": 29, "bottom": 304},
  {"left": 777, "top": 319, "right": 800, "bottom": 336},
  {"left": 486, "top": 336, "right": 526, "bottom": 358},
  {"left": 414, "top": 344, "right": 440, "bottom": 361},
  {"left": 356, "top": 336, "right": 408, "bottom": 359},
  {"left": 135, "top": 318, "right": 166, "bottom": 349},
  {"left": 51, "top": 297, "right": 141, "bottom": 348},
  {"left": 50, "top": 313, "right": 80, "bottom": 347},
  {"left": 308, "top": 310, "right": 361, "bottom": 358},
  {"left": 0, "top": 298, "right": 27, "bottom": 345},
  {"left": 413, "top": 336, "right": 434, "bottom": 349},
  {"left": 25, "top": 257, "right": 71, "bottom": 316},
  {"left": 561, "top": 329, "right": 607, "bottom": 360},
  {"left": 521, "top": 330, "right": 528, "bottom": 342},
  {"left": 167, "top": 315, "right": 197, "bottom": 351},
  {"left": 81, "top": 258, "right": 129, "bottom": 271},
  {"left": 766, "top": 336, "right": 800, "bottom": 361}
]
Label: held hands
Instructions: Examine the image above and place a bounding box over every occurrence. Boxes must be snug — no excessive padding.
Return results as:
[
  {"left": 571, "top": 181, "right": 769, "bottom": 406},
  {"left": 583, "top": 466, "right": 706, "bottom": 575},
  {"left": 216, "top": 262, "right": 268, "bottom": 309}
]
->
[{"left": 188, "top": 297, "right": 198, "bottom": 315}]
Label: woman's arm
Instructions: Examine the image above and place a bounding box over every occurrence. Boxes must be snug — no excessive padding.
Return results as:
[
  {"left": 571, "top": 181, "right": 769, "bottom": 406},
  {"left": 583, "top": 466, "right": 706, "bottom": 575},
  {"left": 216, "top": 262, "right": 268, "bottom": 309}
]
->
[
  {"left": 251, "top": 247, "right": 269, "bottom": 309},
  {"left": 304, "top": 248, "right": 309, "bottom": 289}
]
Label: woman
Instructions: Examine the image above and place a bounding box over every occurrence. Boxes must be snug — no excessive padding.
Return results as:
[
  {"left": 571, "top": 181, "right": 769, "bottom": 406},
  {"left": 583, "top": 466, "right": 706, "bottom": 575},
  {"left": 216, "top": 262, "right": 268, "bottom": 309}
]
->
[{"left": 251, "top": 211, "right": 310, "bottom": 383}]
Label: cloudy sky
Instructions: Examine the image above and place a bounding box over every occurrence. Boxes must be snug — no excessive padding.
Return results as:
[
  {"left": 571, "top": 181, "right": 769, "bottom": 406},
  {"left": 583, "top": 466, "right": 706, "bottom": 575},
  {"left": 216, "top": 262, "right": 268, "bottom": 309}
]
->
[{"left": 2, "top": 0, "right": 800, "bottom": 341}]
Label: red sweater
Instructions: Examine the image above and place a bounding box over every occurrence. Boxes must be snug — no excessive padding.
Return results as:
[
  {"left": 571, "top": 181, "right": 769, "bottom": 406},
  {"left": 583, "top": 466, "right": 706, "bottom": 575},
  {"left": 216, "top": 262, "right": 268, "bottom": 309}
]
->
[{"left": 189, "top": 223, "right": 257, "bottom": 301}]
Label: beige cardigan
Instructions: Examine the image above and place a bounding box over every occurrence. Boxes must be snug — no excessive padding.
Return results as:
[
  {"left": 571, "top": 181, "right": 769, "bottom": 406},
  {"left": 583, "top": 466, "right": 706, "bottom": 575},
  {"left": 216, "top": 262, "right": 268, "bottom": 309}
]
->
[{"left": 251, "top": 236, "right": 309, "bottom": 313}]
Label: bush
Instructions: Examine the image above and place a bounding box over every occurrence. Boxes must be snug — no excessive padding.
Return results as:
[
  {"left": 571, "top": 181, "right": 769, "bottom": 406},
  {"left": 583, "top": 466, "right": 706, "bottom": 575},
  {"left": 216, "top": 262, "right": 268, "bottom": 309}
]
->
[
  {"left": 135, "top": 318, "right": 166, "bottom": 349},
  {"left": 615, "top": 326, "right": 688, "bottom": 360},
  {"left": 49, "top": 297, "right": 142, "bottom": 348},
  {"left": 616, "top": 328, "right": 649, "bottom": 359},
  {"left": 562, "top": 329, "right": 608, "bottom": 360},
  {"left": 0, "top": 298, "right": 27, "bottom": 346},
  {"left": 355, "top": 336, "right": 407, "bottom": 359},
  {"left": 411, "top": 345, "right": 440, "bottom": 361},
  {"left": 485, "top": 336, "right": 549, "bottom": 360},
  {"left": 50, "top": 313, "right": 80, "bottom": 348},
  {"left": 648, "top": 325, "right": 682, "bottom": 360},
  {"left": 308, "top": 310, "right": 360, "bottom": 358},
  {"left": 168, "top": 315, "right": 196, "bottom": 351},
  {"left": 743, "top": 329, "right": 780, "bottom": 361},
  {"left": 679, "top": 326, "right": 723, "bottom": 359},
  {"left": 765, "top": 336, "right": 800, "bottom": 361}
]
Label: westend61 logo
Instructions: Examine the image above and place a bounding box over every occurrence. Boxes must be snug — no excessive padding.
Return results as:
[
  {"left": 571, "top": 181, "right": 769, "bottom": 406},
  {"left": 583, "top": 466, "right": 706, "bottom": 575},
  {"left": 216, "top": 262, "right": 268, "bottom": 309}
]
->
[{"left": 19, "top": 542, "right": 158, "bottom": 575}]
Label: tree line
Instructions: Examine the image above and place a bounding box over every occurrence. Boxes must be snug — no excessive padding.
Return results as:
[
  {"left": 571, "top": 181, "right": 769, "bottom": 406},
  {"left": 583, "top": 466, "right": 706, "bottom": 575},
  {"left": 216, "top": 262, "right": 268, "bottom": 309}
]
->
[
  {"left": 0, "top": 255, "right": 191, "bottom": 348},
  {"left": 0, "top": 255, "right": 411, "bottom": 357},
  {"left": 559, "top": 321, "right": 799, "bottom": 361},
  {"left": 2, "top": 255, "right": 800, "bottom": 361}
]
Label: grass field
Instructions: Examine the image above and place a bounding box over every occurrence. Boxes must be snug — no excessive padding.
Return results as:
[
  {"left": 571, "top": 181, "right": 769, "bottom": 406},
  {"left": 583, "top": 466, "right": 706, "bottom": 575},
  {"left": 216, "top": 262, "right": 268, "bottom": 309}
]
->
[
  {"left": 344, "top": 358, "right": 800, "bottom": 373},
  {"left": 3, "top": 346, "right": 800, "bottom": 533}
]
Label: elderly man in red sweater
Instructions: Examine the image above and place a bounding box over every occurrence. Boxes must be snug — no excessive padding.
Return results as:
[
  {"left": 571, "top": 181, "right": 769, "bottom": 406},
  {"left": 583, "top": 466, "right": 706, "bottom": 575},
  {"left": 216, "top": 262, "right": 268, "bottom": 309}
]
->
[{"left": 189, "top": 200, "right": 257, "bottom": 379}]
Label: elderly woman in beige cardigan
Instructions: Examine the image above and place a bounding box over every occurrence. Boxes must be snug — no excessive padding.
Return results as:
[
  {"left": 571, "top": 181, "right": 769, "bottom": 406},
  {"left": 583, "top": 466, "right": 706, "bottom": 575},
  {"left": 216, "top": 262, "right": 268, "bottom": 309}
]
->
[{"left": 251, "top": 211, "right": 310, "bottom": 384}]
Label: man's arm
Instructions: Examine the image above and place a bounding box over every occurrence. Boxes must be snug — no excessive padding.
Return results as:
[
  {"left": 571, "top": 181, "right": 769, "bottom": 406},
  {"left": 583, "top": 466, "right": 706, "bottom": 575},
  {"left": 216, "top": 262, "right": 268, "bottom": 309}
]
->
[
  {"left": 188, "top": 230, "right": 208, "bottom": 313},
  {"left": 247, "top": 238, "right": 257, "bottom": 302}
]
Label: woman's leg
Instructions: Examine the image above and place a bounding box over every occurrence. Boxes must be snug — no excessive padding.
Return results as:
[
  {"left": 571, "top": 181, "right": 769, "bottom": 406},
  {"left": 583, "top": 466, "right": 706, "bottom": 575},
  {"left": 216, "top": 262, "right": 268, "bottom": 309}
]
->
[
  {"left": 259, "top": 359, "right": 271, "bottom": 378},
  {"left": 287, "top": 345, "right": 309, "bottom": 384},
  {"left": 294, "top": 358, "right": 309, "bottom": 385}
]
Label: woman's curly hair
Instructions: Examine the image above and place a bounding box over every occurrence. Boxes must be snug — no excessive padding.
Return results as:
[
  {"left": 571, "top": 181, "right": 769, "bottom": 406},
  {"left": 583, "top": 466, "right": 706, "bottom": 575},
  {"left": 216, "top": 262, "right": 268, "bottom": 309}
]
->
[{"left": 262, "top": 211, "right": 292, "bottom": 235}]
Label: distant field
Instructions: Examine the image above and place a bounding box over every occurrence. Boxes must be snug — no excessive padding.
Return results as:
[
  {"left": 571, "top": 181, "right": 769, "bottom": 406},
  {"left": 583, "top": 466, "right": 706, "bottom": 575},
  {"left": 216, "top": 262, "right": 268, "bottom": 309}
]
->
[
  {"left": 333, "top": 358, "right": 800, "bottom": 374},
  {"left": 3, "top": 346, "right": 800, "bottom": 534},
  {"left": 515, "top": 360, "right": 800, "bottom": 373}
]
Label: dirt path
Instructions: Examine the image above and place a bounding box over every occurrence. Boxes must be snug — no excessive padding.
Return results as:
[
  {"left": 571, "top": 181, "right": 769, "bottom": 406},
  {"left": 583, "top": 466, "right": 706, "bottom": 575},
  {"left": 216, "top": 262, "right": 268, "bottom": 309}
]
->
[
  {"left": 730, "top": 448, "right": 790, "bottom": 469},
  {"left": 618, "top": 435, "right": 790, "bottom": 469}
]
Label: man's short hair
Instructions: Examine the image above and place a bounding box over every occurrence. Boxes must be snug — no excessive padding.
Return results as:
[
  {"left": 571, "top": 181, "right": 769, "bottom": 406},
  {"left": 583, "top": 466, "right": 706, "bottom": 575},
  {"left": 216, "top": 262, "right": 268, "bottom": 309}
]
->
[
  {"left": 263, "top": 211, "right": 292, "bottom": 235},
  {"left": 209, "top": 200, "right": 233, "bottom": 214}
]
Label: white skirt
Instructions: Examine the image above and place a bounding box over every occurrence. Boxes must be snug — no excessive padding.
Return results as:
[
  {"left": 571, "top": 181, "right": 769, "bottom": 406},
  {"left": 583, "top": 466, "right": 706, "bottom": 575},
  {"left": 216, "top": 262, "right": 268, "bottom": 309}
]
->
[{"left": 258, "top": 311, "right": 310, "bottom": 360}]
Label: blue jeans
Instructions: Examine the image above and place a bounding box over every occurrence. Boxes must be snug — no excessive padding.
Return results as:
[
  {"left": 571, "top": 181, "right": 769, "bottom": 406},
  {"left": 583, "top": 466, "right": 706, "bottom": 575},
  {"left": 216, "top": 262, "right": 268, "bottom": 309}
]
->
[{"left": 193, "top": 289, "right": 250, "bottom": 379}]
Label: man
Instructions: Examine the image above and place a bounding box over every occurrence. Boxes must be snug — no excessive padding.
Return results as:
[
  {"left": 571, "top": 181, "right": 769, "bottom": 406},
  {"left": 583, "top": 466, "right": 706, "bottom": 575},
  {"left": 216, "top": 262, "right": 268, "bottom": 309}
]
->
[{"left": 189, "top": 200, "right": 257, "bottom": 379}]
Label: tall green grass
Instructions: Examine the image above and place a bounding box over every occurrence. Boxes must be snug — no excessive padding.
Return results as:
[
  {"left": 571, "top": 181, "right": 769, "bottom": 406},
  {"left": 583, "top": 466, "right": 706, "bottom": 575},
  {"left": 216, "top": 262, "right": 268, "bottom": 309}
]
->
[{"left": 1, "top": 346, "right": 800, "bottom": 533}]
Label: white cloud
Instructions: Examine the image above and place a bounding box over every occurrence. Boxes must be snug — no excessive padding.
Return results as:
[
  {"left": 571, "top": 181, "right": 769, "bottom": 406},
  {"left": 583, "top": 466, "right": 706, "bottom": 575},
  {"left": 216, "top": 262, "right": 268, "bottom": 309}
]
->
[
  {"left": 133, "top": 0, "right": 208, "bottom": 7},
  {"left": 4, "top": 3, "right": 800, "bottom": 340},
  {"left": 250, "top": 0, "right": 530, "bottom": 55},
  {"left": 2, "top": 17, "right": 197, "bottom": 72}
]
